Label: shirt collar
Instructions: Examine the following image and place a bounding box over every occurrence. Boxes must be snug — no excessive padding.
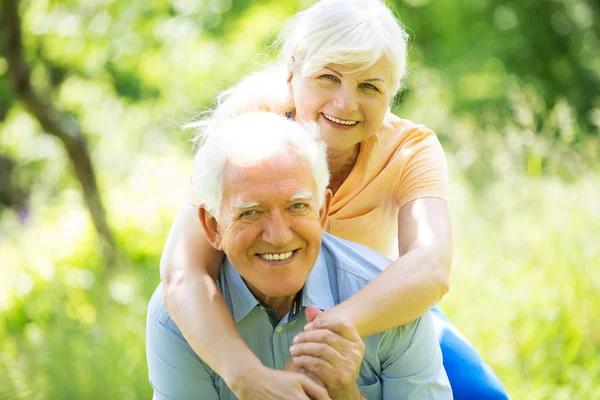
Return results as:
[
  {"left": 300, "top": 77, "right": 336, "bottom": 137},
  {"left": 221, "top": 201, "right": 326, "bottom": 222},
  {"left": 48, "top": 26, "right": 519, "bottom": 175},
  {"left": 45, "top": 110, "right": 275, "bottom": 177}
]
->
[
  {"left": 222, "top": 259, "right": 260, "bottom": 323},
  {"left": 222, "top": 246, "right": 336, "bottom": 324},
  {"left": 302, "top": 250, "right": 336, "bottom": 311}
]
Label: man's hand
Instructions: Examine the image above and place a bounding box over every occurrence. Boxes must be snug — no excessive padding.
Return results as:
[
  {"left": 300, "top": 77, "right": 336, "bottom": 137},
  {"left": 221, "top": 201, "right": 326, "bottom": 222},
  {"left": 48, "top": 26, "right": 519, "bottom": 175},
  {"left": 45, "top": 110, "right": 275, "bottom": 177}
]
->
[
  {"left": 284, "top": 354, "right": 326, "bottom": 388},
  {"left": 290, "top": 306, "right": 365, "bottom": 400},
  {"left": 231, "top": 363, "right": 331, "bottom": 400}
]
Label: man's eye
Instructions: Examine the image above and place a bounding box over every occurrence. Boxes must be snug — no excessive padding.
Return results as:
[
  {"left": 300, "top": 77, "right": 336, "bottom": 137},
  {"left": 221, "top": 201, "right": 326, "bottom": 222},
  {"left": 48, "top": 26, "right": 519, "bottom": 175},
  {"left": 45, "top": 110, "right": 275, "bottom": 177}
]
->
[
  {"left": 290, "top": 203, "right": 308, "bottom": 211},
  {"left": 241, "top": 210, "right": 257, "bottom": 217}
]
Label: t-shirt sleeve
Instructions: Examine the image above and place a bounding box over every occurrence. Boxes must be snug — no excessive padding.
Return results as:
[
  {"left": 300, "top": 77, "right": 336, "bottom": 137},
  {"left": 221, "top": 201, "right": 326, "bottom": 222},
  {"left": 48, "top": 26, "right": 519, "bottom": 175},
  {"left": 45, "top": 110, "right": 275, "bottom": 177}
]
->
[{"left": 395, "top": 124, "right": 449, "bottom": 209}]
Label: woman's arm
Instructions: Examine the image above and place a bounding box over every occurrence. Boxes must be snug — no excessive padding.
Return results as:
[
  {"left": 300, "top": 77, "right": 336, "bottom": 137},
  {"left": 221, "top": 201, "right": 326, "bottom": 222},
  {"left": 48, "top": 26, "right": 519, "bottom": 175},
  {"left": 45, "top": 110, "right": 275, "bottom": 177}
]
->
[
  {"left": 317, "top": 197, "right": 452, "bottom": 337},
  {"left": 160, "top": 203, "right": 262, "bottom": 388}
]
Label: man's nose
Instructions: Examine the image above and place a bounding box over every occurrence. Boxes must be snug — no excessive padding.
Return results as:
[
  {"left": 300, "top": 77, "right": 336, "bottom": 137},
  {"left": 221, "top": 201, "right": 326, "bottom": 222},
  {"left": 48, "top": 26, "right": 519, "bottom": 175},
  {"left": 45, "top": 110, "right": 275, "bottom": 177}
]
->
[
  {"left": 261, "top": 211, "right": 293, "bottom": 247},
  {"left": 332, "top": 84, "right": 358, "bottom": 113}
]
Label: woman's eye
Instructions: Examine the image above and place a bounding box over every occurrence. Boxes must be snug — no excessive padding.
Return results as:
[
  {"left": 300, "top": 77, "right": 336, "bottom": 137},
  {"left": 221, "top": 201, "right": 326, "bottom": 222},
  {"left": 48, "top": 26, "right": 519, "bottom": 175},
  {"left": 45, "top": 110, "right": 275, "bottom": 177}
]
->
[
  {"left": 362, "top": 83, "right": 379, "bottom": 91},
  {"left": 320, "top": 74, "right": 338, "bottom": 81}
]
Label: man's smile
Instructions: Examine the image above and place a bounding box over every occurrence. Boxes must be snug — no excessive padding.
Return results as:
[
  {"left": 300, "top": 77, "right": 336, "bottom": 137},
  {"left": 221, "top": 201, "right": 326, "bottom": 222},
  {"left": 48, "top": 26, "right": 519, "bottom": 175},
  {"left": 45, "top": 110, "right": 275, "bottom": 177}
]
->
[{"left": 255, "top": 249, "right": 299, "bottom": 263}]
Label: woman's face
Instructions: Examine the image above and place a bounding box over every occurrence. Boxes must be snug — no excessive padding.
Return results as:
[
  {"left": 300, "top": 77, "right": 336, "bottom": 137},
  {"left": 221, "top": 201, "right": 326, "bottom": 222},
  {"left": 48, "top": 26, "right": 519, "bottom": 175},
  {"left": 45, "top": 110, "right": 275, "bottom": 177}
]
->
[{"left": 289, "top": 57, "right": 394, "bottom": 152}]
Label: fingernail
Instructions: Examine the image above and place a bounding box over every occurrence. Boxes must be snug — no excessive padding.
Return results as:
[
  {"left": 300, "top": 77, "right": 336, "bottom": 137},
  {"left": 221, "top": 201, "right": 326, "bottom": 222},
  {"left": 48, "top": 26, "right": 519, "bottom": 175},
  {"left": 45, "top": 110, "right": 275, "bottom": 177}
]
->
[
  {"left": 304, "top": 322, "right": 313, "bottom": 331},
  {"left": 293, "top": 335, "right": 300, "bottom": 344},
  {"left": 289, "top": 345, "right": 297, "bottom": 353}
]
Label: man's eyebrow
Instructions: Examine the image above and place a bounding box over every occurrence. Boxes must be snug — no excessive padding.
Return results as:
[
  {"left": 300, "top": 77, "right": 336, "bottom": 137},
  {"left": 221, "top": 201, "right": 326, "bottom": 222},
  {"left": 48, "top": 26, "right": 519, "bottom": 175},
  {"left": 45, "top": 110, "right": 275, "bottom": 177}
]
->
[
  {"left": 234, "top": 200, "right": 261, "bottom": 209},
  {"left": 290, "top": 191, "right": 313, "bottom": 201},
  {"left": 365, "top": 77, "right": 385, "bottom": 83}
]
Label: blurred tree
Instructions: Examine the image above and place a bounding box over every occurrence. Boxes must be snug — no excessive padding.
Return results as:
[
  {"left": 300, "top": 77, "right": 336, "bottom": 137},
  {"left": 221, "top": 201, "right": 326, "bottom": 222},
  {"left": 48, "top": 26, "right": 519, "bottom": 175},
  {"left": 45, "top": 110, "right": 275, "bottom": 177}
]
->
[
  {"left": 0, "top": 153, "right": 28, "bottom": 217},
  {"left": 1, "top": 0, "right": 115, "bottom": 256}
]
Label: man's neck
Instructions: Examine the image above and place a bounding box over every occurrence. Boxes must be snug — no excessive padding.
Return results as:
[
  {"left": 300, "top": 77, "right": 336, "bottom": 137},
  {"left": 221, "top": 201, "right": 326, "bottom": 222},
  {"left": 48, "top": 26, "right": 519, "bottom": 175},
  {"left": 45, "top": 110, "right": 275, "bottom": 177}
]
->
[
  {"left": 261, "top": 295, "right": 296, "bottom": 319},
  {"left": 243, "top": 278, "right": 298, "bottom": 318}
]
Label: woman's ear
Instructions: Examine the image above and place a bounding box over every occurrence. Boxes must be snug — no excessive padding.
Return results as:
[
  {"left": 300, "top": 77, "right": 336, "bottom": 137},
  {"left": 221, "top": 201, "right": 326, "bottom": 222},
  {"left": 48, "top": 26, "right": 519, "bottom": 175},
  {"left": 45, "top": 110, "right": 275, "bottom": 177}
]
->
[{"left": 198, "top": 207, "right": 222, "bottom": 250}]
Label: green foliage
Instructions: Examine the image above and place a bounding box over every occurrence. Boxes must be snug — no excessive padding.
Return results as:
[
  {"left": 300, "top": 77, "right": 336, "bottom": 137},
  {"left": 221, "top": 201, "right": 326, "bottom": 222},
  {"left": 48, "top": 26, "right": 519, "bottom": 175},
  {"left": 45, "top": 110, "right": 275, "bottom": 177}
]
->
[
  {"left": 443, "top": 173, "right": 600, "bottom": 399},
  {"left": 1, "top": 0, "right": 599, "bottom": 399}
]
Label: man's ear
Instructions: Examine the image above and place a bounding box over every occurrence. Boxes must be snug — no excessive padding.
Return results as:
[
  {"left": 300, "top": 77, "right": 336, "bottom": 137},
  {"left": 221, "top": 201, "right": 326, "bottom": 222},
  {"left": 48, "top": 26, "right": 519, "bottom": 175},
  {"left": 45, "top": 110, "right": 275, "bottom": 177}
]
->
[
  {"left": 319, "top": 189, "right": 333, "bottom": 229},
  {"left": 198, "top": 207, "right": 222, "bottom": 250}
]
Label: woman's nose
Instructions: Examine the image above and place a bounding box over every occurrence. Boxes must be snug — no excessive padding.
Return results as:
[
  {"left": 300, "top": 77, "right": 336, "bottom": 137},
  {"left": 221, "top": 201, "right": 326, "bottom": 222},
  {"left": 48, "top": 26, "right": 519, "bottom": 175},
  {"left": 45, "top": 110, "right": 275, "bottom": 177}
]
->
[{"left": 332, "top": 84, "right": 358, "bottom": 113}]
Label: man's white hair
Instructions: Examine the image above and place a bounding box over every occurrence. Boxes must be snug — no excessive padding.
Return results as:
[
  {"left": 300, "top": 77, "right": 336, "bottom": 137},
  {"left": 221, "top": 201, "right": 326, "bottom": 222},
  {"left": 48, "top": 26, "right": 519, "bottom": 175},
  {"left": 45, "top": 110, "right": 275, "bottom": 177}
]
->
[
  {"left": 191, "top": 112, "right": 330, "bottom": 219},
  {"left": 280, "top": 0, "right": 409, "bottom": 92}
]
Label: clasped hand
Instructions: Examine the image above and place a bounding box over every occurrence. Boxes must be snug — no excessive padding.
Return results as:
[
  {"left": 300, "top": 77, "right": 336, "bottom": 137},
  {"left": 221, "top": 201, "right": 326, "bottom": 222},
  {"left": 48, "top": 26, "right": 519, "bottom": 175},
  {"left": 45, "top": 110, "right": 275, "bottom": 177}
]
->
[
  {"left": 288, "top": 306, "right": 365, "bottom": 400},
  {"left": 232, "top": 306, "right": 364, "bottom": 400}
]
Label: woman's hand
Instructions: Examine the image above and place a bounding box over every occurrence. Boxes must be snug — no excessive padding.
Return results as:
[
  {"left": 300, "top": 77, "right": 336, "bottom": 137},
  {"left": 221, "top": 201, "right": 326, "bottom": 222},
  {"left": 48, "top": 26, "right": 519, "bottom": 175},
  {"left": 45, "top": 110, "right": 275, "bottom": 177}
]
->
[
  {"left": 232, "top": 363, "right": 330, "bottom": 400},
  {"left": 284, "top": 353, "right": 326, "bottom": 388},
  {"left": 291, "top": 307, "right": 365, "bottom": 400}
]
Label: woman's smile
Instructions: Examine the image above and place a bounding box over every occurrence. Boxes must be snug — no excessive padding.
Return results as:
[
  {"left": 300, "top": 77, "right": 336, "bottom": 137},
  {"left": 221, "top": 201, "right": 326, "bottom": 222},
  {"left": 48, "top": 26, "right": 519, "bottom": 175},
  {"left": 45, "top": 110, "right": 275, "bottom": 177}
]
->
[{"left": 321, "top": 112, "right": 359, "bottom": 126}]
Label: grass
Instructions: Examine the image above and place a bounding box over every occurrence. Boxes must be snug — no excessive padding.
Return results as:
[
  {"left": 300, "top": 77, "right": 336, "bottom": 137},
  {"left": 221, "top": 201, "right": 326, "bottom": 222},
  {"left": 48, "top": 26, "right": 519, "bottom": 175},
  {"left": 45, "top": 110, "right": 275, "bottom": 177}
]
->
[{"left": 444, "top": 173, "right": 600, "bottom": 399}]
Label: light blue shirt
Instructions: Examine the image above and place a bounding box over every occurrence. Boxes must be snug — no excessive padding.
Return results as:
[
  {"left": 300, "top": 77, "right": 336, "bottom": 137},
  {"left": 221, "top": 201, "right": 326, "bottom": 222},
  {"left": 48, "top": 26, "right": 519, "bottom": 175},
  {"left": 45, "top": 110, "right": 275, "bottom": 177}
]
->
[{"left": 146, "top": 233, "right": 452, "bottom": 399}]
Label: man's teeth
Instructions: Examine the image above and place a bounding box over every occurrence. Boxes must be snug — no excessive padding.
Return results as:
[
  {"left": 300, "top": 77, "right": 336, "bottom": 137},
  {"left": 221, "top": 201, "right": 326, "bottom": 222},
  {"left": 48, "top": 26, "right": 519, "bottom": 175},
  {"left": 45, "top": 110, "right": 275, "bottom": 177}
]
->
[
  {"left": 323, "top": 113, "right": 358, "bottom": 126},
  {"left": 259, "top": 251, "right": 294, "bottom": 261}
]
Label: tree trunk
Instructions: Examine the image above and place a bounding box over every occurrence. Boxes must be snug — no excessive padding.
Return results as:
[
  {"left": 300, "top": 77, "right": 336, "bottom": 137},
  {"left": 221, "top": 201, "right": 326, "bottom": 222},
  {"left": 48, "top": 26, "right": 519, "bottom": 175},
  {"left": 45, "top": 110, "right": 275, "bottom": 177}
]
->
[{"left": 1, "top": 0, "right": 116, "bottom": 261}]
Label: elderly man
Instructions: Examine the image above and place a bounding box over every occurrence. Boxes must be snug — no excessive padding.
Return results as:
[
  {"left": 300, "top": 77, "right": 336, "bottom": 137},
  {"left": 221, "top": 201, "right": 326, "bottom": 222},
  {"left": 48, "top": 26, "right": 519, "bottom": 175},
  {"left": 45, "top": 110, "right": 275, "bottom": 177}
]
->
[{"left": 146, "top": 113, "right": 452, "bottom": 400}]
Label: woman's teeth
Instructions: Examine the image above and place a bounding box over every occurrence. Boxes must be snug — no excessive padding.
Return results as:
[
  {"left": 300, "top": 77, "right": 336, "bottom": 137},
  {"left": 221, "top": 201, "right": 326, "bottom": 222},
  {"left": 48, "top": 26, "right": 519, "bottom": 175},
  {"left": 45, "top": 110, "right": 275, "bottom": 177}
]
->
[
  {"left": 259, "top": 251, "right": 294, "bottom": 261},
  {"left": 323, "top": 113, "right": 358, "bottom": 126}
]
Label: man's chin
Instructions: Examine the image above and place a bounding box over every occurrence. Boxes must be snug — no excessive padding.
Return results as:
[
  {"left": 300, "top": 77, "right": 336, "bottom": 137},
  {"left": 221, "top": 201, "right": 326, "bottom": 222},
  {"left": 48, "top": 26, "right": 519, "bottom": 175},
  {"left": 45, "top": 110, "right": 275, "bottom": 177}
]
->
[
  {"left": 258, "top": 280, "right": 304, "bottom": 298},
  {"left": 247, "top": 277, "right": 306, "bottom": 303}
]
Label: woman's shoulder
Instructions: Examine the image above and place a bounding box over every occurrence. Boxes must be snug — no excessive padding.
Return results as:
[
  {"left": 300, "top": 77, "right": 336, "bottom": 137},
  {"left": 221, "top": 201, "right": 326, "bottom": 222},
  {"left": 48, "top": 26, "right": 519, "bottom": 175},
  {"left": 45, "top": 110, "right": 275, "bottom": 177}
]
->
[{"left": 377, "top": 113, "right": 437, "bottom": 145}]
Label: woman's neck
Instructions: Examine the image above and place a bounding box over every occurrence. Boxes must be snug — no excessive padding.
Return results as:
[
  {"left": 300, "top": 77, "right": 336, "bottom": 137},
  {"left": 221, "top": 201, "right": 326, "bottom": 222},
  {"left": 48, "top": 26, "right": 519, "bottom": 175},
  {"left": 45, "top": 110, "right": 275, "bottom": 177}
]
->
[
  {"left": 327, "top": 144, "right": 360, "bottom": 194},
  {"left": 328, "top": 144, "right": 359, "bottom": 174}
]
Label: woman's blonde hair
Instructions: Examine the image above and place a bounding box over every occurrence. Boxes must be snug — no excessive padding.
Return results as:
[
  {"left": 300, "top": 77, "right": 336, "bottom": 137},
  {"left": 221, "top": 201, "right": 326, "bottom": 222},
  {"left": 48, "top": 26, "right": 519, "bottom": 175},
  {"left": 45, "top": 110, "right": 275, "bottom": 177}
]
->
[
  {"left": 280, "top": 0, "right": 409, "bottom": 92},
  {"left": 189, "top": 0, "right": 409, "bottom": 144}
]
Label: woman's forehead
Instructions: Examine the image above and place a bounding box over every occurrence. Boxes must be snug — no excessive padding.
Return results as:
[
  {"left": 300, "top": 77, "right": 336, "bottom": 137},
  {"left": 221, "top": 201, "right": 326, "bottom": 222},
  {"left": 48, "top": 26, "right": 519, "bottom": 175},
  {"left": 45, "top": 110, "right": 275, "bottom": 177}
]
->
[{"left": 304, "top": 58, "right": 394, "bottom": 83}]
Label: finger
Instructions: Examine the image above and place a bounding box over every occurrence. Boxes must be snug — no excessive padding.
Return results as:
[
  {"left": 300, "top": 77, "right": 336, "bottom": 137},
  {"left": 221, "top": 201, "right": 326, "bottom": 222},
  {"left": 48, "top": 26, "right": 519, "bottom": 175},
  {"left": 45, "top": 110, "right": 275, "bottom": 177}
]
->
[
  {"left": 293, "top": 330, "right": 365, "bottom": 377},
  {"left": 290, "top": 342, "right": 343, "bottom": 367},
  {"left": 303, "top": 310, "right": 342, "bottom": 332},
  {"left": 308, "top": 317, "right": 361, "bottom": 343},
  {"left": 304, "top": 370, "right": 326, "bottom": 388},
  {"left": 305, "top": 305, "right": 322, "bottom": 323},
  {"left": 294, "top": 355, "right": 336, "bottom": 383},
  {"left": 293, "top": 329, "right": 351, "bottom": 351},
  {"left": 284, "top": 358, "right": 327, "bottom": 388},
  {"left": 298, "top": 374, "right": 331, "bottom": 400}
]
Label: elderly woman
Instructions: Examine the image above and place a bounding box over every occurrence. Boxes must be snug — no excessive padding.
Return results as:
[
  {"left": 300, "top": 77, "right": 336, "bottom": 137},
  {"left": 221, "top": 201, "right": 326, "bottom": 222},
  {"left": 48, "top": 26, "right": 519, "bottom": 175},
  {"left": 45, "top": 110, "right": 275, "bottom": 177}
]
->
[{"left": 159, "top": 0, "right": 508, "bottom": 399}]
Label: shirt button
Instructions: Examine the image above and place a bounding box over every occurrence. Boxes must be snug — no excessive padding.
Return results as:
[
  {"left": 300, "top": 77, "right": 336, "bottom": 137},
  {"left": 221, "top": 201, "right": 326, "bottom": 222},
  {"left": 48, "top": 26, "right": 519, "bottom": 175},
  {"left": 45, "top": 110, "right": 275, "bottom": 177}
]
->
[{"left": 275, "top": 326, "right": 283, "bottom": 333}]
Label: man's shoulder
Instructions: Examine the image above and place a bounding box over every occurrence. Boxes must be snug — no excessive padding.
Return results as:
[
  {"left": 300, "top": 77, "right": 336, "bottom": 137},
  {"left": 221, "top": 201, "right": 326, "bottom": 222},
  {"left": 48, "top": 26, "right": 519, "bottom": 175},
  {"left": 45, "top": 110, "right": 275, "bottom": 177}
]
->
[
  {"left": 320, "top": 232, "right": 392, "bottom": 285},
  {"left": 147, "top": 284, "right": 186, "bottom": 341}
]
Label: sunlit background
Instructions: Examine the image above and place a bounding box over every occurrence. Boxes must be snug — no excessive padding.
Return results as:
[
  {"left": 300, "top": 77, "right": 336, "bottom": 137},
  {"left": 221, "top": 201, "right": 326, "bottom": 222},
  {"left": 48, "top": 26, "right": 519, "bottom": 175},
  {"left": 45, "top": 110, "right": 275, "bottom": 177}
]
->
[{"left": 1, "top": 0, "right": 599, "bottom": 399}]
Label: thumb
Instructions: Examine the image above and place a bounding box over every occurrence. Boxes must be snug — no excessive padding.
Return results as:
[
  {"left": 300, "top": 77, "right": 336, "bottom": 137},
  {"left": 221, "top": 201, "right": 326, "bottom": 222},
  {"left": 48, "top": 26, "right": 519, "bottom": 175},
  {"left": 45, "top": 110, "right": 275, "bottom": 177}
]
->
[{"left": 305, "top": 305, "right": 322, "bottom": 324}]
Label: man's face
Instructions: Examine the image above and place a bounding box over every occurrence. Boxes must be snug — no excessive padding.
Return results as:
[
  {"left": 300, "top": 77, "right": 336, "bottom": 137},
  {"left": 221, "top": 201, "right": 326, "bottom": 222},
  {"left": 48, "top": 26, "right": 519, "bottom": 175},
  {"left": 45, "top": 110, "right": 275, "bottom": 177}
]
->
[{"left": 213, "top": 150, "right": 330, "bottom": 303}]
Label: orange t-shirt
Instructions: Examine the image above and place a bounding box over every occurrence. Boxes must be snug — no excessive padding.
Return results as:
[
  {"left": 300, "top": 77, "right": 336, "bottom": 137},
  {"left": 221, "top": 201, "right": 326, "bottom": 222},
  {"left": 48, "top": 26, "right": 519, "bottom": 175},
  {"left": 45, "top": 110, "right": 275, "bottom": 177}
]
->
[{"left": 325, "top": 113, "right": 448, "bottom": 259}]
